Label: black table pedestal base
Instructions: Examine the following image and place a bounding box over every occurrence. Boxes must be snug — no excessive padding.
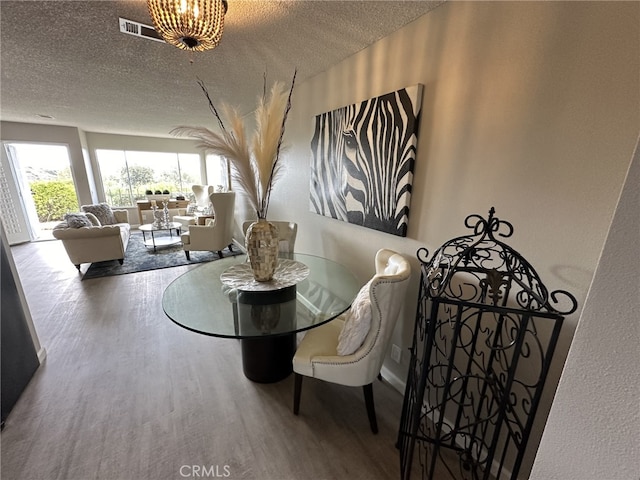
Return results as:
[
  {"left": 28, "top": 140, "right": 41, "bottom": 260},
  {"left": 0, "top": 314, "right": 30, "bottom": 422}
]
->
[{"left": 241, "top": 333, "right": 295, "bottom": 383}]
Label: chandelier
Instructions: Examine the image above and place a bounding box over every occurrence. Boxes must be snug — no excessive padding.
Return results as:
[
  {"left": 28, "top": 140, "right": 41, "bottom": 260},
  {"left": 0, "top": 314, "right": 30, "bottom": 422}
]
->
[{"left": 147, "top": 0, "right": 228, "bottom": 52}]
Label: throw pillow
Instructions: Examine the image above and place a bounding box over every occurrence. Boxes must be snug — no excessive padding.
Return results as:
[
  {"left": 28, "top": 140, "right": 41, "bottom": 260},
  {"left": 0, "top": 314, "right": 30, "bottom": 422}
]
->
[
  {"left": 186, "top": 203, "right": 198, "bottom": 214},
  {"left": 337, "top": 280, "right": 373, "bottom": 355},
  {"left": 81, "top": 203, "right": 116, "bottom": 225},
  {"left": 64, "top": 212, "right": 92, "bottom": 228},
  {"left": 85, "top": 212, "right": 101, "bottom": 226}
]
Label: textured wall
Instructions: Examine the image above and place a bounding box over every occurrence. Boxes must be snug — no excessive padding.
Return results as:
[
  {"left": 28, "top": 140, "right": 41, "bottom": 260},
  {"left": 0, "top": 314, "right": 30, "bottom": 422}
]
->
[
  {"left": 531, "top": 138, "right": 639, "bottom": 479},
  {"left": 268, "top": 1, "right": 639, "bottom": 476}
]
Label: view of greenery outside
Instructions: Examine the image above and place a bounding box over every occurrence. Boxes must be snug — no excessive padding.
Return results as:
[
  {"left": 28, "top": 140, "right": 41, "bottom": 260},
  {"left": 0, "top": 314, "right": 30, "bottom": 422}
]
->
[
  {"left": 30, "top": 180, "right": 79, "bottom": 222},
  {"left": 97, "top": 150, "right": 201, "bottom": 207},
  {"left": 5, "top": 144, "right": 226, "bottom": 236},
  {"left": 4, "top": 143, "right": 78, "bottom": 234}
]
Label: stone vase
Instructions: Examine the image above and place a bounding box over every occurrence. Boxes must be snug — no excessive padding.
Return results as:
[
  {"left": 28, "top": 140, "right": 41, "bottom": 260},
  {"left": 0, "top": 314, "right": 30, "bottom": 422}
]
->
[{"left": 245, "top": 219, "right": 279, "bottom": 282}]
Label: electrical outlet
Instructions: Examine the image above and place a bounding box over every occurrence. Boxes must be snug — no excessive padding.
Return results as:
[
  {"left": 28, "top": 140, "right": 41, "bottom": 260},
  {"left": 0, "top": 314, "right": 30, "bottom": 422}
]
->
[{"left": 391, "top": 344, "right": 402, "bottom": 363}]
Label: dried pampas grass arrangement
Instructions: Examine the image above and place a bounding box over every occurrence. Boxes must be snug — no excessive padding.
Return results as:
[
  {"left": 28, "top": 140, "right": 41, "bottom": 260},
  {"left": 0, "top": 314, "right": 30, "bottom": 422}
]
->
[{"left": 172, "top": 70, "right": 296, "bottom": 219}]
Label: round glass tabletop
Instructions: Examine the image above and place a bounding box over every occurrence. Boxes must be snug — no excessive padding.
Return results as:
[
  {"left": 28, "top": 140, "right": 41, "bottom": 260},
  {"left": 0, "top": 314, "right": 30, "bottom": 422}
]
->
[{"left": 162, "top": 253, "right": 361, "bottom": 339}]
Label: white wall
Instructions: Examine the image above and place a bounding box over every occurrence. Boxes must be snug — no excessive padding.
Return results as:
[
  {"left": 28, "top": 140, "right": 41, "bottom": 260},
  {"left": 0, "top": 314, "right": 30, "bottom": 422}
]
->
[
  {"left": 531, "top": 136, "right": 639, "bottom": 479},
  {"left": 265, "top": 1, "right": 639, "bottom": 476},
  {"left": 1, "top": 122, "right": 94, "bottom": 205}
]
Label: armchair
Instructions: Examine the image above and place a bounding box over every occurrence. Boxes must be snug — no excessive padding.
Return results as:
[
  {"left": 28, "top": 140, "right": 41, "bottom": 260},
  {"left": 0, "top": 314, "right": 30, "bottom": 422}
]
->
[
  {"left": 181, "top": 191, "right": 236, "bottom": 259},
  {"left": 173, "top": 184, "right": 214, "bottom": 229},
  {"left": 292, "top": 249, "right": 411, "bottom": 433}
]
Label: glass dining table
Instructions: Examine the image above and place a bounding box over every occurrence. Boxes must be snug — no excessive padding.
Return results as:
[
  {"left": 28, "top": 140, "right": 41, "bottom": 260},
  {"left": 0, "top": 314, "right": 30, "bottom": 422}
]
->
[{"left": 162, "top": 253, "right": 361, "bottom": 383}]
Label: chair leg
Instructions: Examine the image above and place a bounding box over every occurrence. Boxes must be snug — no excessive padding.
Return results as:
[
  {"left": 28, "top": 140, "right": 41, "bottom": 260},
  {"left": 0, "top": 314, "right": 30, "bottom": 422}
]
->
[
  {"left": 118, "top": 259, "right": 124, "bottom": 265},
  {"left": 185, "top": 251, "right": 190, "bottom": 260},
  {"left": 363, "top": 383, "right": 378, "bottom": 434},
  {"left": 293, "top": 373, "right": 303, "bottom": 415},
  {"left": 218, "top": 250, "right": 223, "bottom": 258}
]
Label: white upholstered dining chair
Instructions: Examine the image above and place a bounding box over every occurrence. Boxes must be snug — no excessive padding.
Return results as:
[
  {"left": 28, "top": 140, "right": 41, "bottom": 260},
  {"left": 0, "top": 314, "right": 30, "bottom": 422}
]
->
[{"left": 292, "top": 248, "right": 411, "bottom": 433}]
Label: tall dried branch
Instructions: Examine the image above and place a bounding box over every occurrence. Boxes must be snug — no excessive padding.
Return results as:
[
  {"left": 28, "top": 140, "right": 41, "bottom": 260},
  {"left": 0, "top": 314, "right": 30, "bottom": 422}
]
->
[
  {"left": 253, "top": 81, "right": 288, "bottom": 200},
  {"left": 173, "top": 70, "right": 296, "bottom": 219},
  {"left": 171, "top": 123, "right": 260, "bottom": 216},
  {"left": 262, "top": 69, "right": 296, "bottom": 217}
]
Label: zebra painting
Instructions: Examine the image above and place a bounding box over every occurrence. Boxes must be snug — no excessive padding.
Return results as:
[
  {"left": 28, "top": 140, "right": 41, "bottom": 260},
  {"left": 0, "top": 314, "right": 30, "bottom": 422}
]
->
[{"left": 309, "top": 85, "right": 422, "bottom": 237}]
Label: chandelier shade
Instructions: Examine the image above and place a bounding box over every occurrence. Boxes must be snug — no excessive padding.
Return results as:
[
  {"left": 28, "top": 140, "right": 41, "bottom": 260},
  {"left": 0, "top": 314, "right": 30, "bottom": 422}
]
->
[{"left": 147, "top": 0, "right": 228, "bottom": 52}]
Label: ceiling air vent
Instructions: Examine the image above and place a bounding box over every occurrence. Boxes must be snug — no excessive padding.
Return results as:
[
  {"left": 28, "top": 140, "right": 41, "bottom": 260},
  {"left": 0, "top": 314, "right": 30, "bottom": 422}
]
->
[{"left": 118, "top": 17, "right": 165, "bottom": 44}]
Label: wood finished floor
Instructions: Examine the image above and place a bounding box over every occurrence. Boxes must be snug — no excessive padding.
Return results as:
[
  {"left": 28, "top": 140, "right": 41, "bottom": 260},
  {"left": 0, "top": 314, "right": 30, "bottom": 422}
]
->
[{"left": 2, "top": 240, "right": 407, "bottom": 480}]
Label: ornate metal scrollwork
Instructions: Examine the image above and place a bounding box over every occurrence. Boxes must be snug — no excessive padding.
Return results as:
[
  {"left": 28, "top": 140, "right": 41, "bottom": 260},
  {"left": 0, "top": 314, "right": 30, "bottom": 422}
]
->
[{"left": 397, "top": 208, "right": 578, "bottom": 480}]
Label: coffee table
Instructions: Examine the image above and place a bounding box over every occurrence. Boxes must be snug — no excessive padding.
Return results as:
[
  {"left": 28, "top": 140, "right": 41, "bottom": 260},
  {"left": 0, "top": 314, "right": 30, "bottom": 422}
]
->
[
  {"left": 162, "top": 253, "right": 361, "bottom": 383},
  {"left": 139, "top": 222, "right": 182, "bottom": 252}
]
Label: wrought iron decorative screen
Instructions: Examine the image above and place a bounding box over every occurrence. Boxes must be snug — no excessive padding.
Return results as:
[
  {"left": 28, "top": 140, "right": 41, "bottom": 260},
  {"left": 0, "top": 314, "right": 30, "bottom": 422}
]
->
[{"left": 397, "top": 208, "right": 577, "bottom": 480}]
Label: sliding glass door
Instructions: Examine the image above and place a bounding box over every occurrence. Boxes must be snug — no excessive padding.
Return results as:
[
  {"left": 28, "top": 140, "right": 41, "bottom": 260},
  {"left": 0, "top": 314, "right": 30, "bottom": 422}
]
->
[{"left": 0, "top": 142, "right": 78, "bottom": 243}]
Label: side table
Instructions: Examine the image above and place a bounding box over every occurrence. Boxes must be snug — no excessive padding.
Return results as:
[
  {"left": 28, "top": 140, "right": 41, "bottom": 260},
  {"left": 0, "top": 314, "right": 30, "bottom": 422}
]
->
[{"left": 195, "top": 214, "right": 214, "bottom": 225}]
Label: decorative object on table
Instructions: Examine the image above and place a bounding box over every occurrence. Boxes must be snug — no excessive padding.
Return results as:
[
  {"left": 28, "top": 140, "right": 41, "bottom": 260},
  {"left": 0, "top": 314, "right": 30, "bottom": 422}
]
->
[
  {"left": 310, "top": 85, "right": 423, "bottom": 237},
  {"left": 240, "top": 220, "right": 297, "bottom": 259},
  {"left": 396, "top": 208, "right": 578, "bottom": 480},
  {"left": 220, "top": 258, "right": 309, "bottom": 291},
  {"left": 172, "top": 70, "right": 297, "bottom": 281},
  {"left": 151, "top": 201, "right": 172, "bottom": 228},
  {"left": 162, "top": 201, "right": 170, "bottom": 226},
  {"left": 245, "top": 219, "right": 278, "bottom": 281},
  {"left": 147, "top": 0, "right": 228, "bottom": 52},
  {"left": 151, "top": 205, "right": 161, "bottom": 227}
]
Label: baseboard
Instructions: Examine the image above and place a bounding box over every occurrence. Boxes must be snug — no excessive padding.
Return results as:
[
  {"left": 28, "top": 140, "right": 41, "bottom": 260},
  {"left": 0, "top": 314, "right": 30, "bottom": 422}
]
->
[
  {"left": 37, "top": 347, "right": 47, "bottom": 364},
  {"left": 380, "top": 365, "right": 406, "bottom": 394}
]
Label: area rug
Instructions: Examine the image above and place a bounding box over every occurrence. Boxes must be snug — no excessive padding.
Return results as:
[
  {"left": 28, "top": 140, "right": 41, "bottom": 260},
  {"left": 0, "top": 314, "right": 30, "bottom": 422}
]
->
[{"left": 82, "top": 232, "right": 241, "bottom": 280}]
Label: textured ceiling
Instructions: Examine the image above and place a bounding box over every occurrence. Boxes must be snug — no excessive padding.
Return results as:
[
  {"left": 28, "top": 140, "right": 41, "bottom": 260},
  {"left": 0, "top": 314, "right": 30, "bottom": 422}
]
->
[{"left": 0, "top": 0, "right": 443, "bottom": 138}]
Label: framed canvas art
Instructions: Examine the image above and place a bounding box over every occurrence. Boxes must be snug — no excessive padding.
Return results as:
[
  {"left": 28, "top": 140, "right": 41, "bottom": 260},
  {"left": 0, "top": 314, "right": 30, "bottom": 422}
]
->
[{"left": 309, "top": 85, "right": 423, "bottom": 237}]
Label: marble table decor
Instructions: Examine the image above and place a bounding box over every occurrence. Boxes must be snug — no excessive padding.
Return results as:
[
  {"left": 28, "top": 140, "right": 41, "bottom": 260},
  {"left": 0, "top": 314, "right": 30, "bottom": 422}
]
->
[{"left": 220, "top": 259, "right": 310, "bottom": 291}]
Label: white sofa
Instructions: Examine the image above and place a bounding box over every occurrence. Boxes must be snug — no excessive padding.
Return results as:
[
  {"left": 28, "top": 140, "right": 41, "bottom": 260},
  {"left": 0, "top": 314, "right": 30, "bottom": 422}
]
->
[{"left": 52, "top": 209, "right": 131, "bottom": 270}]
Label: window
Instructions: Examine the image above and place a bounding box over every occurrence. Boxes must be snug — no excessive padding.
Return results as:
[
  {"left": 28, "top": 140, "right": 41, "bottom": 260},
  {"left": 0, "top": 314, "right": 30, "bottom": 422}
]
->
[
  {"left": 206, "top": 154, "right": 229, "bottom": 190},
  {"left": 96, "top": 150, "right": 201, "bottom": 207}
]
